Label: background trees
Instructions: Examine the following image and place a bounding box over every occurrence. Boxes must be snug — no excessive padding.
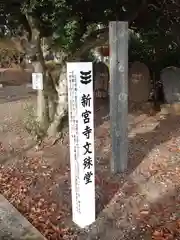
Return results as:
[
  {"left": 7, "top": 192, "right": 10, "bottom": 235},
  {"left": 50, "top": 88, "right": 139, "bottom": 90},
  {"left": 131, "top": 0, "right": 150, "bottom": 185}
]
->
[{"left": 1, "top": 0, "right": 180, "bottom": 139}]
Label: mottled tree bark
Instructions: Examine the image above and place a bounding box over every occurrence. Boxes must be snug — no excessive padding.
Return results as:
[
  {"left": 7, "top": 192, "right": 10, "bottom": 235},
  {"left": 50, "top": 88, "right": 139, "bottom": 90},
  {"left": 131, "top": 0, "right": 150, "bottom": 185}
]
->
[{"left": 47, "top": 65, "right": 67, "bottom": 137}]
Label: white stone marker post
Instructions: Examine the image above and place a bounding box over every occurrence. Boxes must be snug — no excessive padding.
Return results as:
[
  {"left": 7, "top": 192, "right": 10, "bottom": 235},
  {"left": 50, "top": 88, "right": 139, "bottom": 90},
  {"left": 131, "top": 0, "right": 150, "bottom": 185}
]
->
[{"left": 67, "top": 62, "right": 95, "bottom": 228}]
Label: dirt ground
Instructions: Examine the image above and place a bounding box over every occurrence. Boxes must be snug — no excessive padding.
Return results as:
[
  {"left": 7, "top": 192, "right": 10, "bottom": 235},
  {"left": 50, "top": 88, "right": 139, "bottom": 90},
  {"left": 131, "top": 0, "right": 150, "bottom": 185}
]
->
[{"left": 1, "top": 86, "right": 180, "bottom": 239}]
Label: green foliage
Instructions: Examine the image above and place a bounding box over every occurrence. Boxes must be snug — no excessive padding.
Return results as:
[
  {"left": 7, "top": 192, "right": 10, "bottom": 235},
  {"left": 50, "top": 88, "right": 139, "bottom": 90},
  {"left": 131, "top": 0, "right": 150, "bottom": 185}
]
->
[
  {"left": 52, "top": 19, "right": 82, "bottom": 51},
  {"left": 1, "top": 0, "right": 180, "bottom": 66},
  {"left": 129, "top": 29, "right": 180, "bottom": 72},
  {"left": 0, "top": 0, "right": 154, "bottom": 49}
]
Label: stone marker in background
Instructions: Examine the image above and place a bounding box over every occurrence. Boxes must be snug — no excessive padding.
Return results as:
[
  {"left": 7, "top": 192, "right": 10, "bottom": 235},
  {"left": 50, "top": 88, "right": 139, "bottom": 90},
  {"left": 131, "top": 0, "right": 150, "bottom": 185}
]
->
[
  {"left": 93, "top": 62, "right": 109, "bottom": 99},
  {"left": 129, "top": 61, "right": 150, "bottom": 102},
  {"left": 161, "top": 66, "right": 180, "bottom": 103},
  {"left": 32, "top": 73, "right": 43, "bottom": 90}
]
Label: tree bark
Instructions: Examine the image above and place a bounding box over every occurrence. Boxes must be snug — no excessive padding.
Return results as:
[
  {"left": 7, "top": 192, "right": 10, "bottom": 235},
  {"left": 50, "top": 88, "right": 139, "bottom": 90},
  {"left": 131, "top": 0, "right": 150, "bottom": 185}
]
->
[
  {"left": 20, "top": 15, "right": 50, "bottom": 131},
  {"left": 48, "top": 97, "right": 57, "bottom": 122},
  {"left": 47, "top": 64, "right": 67, "bottom": 137},
  {"left": 46, "top": 67, "right": 59, "bottom": 122},
  {"left": 47, "top": 77, "right": 58, "bottom": 123}
]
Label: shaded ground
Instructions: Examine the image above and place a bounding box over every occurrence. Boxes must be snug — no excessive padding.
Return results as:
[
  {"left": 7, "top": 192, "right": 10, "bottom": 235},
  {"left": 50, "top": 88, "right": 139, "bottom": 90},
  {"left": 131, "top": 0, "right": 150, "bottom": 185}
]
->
[
  {"left": 1, "top": 86, "right": 180, "bottom": 239},
  {"left": 0, "top": 85, "right": 36, "bottom": 166}
]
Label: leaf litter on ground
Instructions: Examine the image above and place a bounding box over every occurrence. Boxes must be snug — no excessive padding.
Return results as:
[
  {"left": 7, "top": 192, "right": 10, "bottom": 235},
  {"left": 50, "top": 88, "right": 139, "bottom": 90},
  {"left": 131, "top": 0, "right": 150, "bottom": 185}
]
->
[{"left": 2, "top": 113, "right": 180, "bottom": 239}]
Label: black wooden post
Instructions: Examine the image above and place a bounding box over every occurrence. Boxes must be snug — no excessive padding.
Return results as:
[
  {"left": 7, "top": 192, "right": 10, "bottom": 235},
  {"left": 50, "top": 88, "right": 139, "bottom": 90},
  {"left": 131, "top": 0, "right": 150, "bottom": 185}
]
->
[{"left": 109, "top": 21, "right": 128, "bottom": 173}]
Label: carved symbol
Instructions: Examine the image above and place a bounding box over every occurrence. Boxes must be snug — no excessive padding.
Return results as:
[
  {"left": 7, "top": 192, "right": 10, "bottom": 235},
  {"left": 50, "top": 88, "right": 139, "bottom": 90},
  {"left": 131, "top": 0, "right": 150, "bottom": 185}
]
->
[{"left": 80, "top": 70, "right": 92, "bottom": 85}]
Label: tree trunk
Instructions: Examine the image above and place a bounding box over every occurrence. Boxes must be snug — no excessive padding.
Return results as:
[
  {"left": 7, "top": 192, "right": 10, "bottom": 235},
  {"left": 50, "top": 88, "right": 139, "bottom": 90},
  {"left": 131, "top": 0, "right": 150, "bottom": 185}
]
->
[
  {"left": 47, "top": 64, "right": 68, "bottom": 137},
  {"left": 45, "top": 27, "right": 110, "bottom": 138},
  {"left": 46, "top": 28, "right": 109, "bottom": 137},
  {"left": 45, "top": 67, "right": 58, "bottom": 122},
  {"left": 20, "top": 15, "right": 50, "bottom": 132},
  {"left": 48, "top": 94, "right": 57, "bottom": 122},
  {"left": 32, "top": 61, "right": 49, "bottom": 130},
  {"left": 47, "top": 82, "right": 58, "bottom": 122}
]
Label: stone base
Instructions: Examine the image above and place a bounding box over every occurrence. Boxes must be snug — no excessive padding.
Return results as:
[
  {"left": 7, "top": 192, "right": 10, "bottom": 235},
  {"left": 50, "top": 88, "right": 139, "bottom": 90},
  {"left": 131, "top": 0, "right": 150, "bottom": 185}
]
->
[
  {"left": 94, "top": 90, "right": 109, "bottom": 99},
  {"left": 0, "top": 194, "right": 46, "bottom": 240},
  {"left": 161, "top": 103, "right": 180, "bottom": 115},
  {"left": 129, "top": 101, "right": 154, "bottom": 114}
]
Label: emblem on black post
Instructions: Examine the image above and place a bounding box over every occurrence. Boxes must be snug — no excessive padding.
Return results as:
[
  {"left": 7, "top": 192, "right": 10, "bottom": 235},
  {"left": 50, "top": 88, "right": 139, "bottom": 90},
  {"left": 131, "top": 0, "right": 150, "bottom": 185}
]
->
[{"left": 80, "top": 70, "right": 92, "bottom": 85}]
